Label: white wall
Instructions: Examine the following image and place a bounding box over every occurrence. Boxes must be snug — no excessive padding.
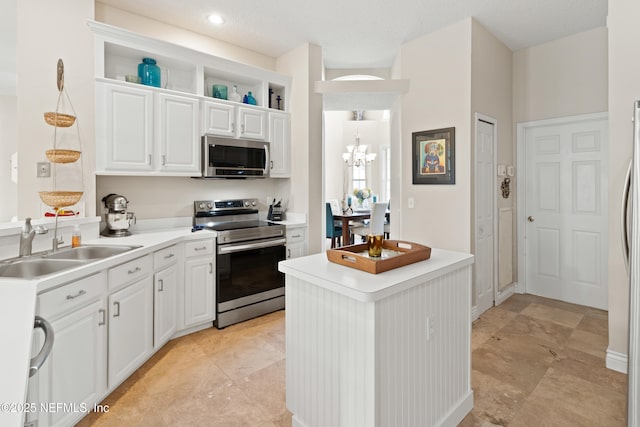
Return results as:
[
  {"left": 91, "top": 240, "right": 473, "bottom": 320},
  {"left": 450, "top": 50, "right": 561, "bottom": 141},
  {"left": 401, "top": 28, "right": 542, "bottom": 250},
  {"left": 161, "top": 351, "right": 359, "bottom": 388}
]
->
[
  {"left": 17, "top": 0, "right": 96, "bottom": 219},
  {"left": 0, "top": 95, "right": 17, "bottom": 221},
  {"left": 277, "top": 43, "right": 324, "bottom": 254},
  {"left": 398, "top": 19, "right": 473, "bottom": 252},
  {"left": 324, "top": 111, "right": 350, "bottom": 201},
  {"left": 470, "top": 19, "right": 514, "bottom": 290},
  {"left": 608, "top": 0, "right": 640, "bottom": 361},
  {"left": 513, "top": 27, "right": 608, "bottom": 123},
  {"left": 95, "top": 3, "right": 276, "bottom": 71}
]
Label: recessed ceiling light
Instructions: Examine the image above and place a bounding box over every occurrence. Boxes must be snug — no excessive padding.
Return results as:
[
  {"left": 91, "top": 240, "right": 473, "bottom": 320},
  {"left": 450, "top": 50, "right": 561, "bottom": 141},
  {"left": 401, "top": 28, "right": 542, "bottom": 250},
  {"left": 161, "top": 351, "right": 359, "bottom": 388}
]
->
[{"left": 208, "top": 14, "right": 224, "bottom": 25}]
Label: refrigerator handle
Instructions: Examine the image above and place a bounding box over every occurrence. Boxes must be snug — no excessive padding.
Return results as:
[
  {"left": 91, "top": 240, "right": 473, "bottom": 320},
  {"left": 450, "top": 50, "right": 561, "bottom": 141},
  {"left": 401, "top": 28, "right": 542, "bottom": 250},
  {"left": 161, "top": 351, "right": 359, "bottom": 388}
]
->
[{"left": 623, "top": 160, "right": 632, "bottom": 273}]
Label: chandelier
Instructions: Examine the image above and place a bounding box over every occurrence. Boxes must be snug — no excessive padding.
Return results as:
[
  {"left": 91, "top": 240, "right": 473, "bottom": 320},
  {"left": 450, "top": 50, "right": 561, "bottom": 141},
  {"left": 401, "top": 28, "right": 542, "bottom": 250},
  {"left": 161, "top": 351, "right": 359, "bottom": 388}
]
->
[{"left": 342, "top": 128, "right": 376, "bottom": 167}]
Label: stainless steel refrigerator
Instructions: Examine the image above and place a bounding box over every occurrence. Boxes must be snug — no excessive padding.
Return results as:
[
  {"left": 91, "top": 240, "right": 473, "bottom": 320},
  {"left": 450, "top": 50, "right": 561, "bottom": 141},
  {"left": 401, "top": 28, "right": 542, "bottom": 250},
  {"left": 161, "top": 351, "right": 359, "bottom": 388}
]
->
[{"left": 625, "top": 100, "right": 640, "bottom": 426}]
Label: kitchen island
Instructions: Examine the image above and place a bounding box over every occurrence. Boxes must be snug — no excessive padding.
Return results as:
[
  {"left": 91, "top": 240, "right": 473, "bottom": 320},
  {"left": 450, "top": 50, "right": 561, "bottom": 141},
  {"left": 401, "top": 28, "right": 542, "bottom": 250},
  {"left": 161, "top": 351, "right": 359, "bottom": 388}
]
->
[{"left": 279, "top": 248, "right": 474, "bottom": 427}]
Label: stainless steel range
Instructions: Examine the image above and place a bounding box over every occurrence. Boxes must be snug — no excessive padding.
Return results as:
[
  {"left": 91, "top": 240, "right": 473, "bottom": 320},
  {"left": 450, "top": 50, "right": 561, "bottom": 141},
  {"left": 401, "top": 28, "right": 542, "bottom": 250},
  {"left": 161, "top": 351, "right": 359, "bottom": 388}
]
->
[{"left": 194, "top": 199, "right": 286, "bottom": 328}]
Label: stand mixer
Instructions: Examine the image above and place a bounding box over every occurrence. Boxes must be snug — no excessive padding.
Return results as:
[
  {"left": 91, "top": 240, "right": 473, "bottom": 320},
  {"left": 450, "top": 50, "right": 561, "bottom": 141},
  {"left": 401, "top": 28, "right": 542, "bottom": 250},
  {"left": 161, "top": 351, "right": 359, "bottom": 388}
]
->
[{"left": 101, "top": 193, "right": 136, "bottom": 237}]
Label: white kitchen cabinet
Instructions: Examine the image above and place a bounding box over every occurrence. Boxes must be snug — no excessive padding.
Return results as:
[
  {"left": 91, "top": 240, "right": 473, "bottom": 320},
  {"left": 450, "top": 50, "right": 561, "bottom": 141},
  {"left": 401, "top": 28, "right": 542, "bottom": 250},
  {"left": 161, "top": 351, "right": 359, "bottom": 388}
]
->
[
  {"left": 97, "top": 82, "right": 154, "bottom": 172},
  {"left": 183, "top": 239, "right": 215, "bottom": 328},
  {"left": 238, "top": 106, "right": 267, "bottom": 140},
  {"left": 155, "top": 92, "right": 200, "bottom": 173},
  {"left": 108, "top": 276, "right": 154, "bottom": 388},
  {"left": 153, "top": 245, "right": 180, "bottom": 348},
  {"left": 268, "top": 111, "right": 291, "bottom": 177},
  {"left": 33, "top": 299, "right": 107, "bottom": 427},
  {"left": 154, "top": 263, "right": 178, "bottom": 349},
  {"left": 96, "top": 81, "right": 200, "bottom": 175},
  {"left": 202, "top": 100, "right": 267, "bottom": 141},
  {"left": 202, "top": 99, "right": 235, "bottom": 137},
  {"left": 30, "top": 272, "right": 108, "bottom": 427},
  {"left": 286, "top": 226, "right": 307, "bottom": 259}
]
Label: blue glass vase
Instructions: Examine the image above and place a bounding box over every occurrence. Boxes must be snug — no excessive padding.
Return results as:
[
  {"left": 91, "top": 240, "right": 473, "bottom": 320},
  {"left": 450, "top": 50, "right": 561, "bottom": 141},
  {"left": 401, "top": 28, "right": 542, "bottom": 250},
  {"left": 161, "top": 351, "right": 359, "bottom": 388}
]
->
[
  {"left": 246, "top": 91, "right": 257, "bottom": 105},
  {"left": 138, "top": 58, "right": 161, "bottom": 88}
]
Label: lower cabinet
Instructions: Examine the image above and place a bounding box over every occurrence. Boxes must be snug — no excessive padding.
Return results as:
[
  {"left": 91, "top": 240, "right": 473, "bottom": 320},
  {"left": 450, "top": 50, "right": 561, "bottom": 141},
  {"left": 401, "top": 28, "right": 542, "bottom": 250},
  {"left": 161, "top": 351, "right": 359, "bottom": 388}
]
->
[
  {"left": 32, "top": 299, "right": 107, "bottom": 427},
  {"left": 108, "top": 276, "right": 154, "bottom": 388},
  {"left": 183, "top": 239, "right": 215, "bottom": 328},
  {"left": 286, "top": 226, "right": 307, "bottom": 259},
  {"left": 154, "top": 263, "right": 178, "bottom": 349}
]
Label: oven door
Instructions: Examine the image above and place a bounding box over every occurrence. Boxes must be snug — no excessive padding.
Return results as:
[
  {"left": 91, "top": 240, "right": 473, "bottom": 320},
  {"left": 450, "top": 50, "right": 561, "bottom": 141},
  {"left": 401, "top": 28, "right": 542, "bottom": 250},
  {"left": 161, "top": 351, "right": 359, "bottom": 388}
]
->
[{"left": 216, "top": 237, "right": 286, "bottom": 313}]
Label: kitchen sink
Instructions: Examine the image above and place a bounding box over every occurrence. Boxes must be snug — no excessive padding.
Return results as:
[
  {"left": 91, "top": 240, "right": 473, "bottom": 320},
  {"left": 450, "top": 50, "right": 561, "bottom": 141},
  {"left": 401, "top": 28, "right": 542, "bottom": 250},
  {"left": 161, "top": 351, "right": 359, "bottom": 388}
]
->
[
  {"left": 43, "top": 245, "right": 140, "bottom": 260},
  {"left": 0, "top": 258, "right": 87, "bottom": 279},
  {"left": 0, "top": 245, "right": 141, "bottom": 279}
]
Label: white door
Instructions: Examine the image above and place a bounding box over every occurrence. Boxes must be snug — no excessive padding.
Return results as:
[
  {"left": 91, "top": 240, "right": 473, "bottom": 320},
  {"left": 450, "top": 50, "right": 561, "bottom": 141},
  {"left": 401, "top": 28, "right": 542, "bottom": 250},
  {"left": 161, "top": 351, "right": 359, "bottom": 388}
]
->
[
  {"left": 156, "top": 93, "right": 200, "bottom": 173},
  {"left": 475, "top": 117, "right": 496, "bottom": 316},
  {"left": 108, "top": 277, "right": 154, "bottom": 388},
  {"left": 36, "top": 300, "right": 107, "bottom": 427},
  {"left": 269, "top": 111, "right": 291, "bottom": 177},
  {"left": 202, "top": 100, "right": 235, "bottom": 137},
  {"left": 523, "top": 115, "right": 608, "bottom": 309},
  {"left": 99, "top": 82, "right": 154, "bottom": 171},
  {"left": 238, "top": 106, "right": 267, "bottom": 140},
  {"left": 184, "top": 257, "right": 214, "bottom": 327},
  {"left": 154, "top": 264, "right": 178, "bottom": 349}
]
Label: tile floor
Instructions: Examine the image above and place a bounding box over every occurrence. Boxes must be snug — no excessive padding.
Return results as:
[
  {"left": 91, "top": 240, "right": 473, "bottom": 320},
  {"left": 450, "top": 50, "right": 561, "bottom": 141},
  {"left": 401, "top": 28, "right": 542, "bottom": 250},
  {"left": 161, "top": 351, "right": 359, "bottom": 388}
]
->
[{"left": 78, "top": 293, "right": 627, "bottom": 426}]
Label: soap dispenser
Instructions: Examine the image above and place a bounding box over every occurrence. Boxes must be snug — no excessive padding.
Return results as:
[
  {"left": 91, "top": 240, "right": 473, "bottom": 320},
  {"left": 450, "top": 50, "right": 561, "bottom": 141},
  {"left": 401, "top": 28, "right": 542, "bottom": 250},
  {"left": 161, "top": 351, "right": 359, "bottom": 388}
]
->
[{"left": 72, "top": 224, "right": 82, "bottom": 248}]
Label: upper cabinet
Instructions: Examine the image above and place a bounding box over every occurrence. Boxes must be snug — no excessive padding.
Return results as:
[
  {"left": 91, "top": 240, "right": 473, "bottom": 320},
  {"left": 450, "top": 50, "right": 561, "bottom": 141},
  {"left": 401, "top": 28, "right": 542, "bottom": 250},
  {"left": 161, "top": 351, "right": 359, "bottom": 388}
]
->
[
  {"left": 202, "top": 100, "right": 267, "bottom": 141},
  {"left": 89, "top": 21, "right": 291, "bottom": 176}
]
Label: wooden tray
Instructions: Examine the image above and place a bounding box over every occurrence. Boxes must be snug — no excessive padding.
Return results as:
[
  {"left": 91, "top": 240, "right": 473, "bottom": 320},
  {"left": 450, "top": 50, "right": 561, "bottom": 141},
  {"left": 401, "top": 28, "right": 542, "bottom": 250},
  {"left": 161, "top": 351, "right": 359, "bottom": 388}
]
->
[{"left": 326, "top": 240, "right": 431, "bottom": 274}]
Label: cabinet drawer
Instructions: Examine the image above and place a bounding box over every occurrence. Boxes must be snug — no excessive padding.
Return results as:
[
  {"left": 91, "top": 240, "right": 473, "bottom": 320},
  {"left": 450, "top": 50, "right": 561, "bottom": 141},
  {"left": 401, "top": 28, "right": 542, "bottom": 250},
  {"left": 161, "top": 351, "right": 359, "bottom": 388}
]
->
[
  {"left": 286, "top": 227, "right": 306, "bottom": 244},
  {"left": 185, "top": 239, "right": 214, "bottom": 258},
  {"left": 38, "top": 271, "right": 107, "bottom": 319},
  {"left": 154, "top": 244, "right": 179, "bottom": 271},
  {"left": 109, "top": 254, "right": 153, "bottom": 291}
]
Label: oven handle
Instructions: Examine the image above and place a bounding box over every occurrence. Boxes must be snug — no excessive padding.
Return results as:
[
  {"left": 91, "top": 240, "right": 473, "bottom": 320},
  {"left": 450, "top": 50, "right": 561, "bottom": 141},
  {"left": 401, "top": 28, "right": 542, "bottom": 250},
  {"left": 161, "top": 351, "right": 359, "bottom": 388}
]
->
[{"left": 218, "top": 237, "right": 286, "bottom": 255}]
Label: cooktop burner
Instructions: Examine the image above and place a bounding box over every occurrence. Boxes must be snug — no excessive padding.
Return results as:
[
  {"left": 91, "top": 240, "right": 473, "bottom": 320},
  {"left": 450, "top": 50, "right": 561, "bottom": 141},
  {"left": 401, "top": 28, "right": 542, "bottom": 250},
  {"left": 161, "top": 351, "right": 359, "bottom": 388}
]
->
[{"left": 193, "top": 199, "right": 285, "bottom": 244}]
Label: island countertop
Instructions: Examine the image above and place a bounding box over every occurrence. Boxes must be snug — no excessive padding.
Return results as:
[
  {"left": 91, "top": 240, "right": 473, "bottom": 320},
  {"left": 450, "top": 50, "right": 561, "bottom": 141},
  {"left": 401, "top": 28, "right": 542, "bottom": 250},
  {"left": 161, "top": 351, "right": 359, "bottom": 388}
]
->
[{"left": 278, "top": 247, "right": 473, "bottom": 302}]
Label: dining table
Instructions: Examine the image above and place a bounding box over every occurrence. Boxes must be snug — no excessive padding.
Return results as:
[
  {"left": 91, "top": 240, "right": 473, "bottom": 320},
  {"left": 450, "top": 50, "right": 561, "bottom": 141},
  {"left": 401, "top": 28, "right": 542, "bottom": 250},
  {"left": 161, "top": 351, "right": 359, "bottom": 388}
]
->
[{"left": 332, "top": 210, "right": 371, "bottom": 246}]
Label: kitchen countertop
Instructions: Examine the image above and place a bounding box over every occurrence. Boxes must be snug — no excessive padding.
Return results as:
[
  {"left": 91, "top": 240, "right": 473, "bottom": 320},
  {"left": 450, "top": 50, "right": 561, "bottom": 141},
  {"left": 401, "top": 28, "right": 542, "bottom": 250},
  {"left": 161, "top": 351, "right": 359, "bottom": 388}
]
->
[
  {"left": 0, "top": 225, "right": 216, "bottom": 427},
  {"left": 279, "top": 248, "right": 474, "bottom": 302}
]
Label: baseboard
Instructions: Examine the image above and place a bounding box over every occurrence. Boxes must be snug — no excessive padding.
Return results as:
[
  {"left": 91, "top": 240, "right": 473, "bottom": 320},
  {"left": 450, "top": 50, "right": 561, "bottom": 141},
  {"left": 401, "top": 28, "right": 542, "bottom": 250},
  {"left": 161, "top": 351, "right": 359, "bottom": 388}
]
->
[
  {"left": 606, "top": 348, "right": 628, "bottom": 374},
  {"left": 495, "top": 284, "right": 515, "bottom": 306},
  {"left": 514, "top": 280, "right": 525, "bottom": 294},
  {"left": 471, "top": 305, "right": 479, "bottom": 322},
  {"left": 436, "top": 391, "right": 474, "bottom": 427}
]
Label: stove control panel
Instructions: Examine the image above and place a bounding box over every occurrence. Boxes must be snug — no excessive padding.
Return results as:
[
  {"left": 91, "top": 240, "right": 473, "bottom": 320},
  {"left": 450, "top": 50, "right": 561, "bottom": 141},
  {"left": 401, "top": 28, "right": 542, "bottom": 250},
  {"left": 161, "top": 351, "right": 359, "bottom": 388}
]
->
[{"left": 194, "top": 199, "right": 259, "bottom": 214}]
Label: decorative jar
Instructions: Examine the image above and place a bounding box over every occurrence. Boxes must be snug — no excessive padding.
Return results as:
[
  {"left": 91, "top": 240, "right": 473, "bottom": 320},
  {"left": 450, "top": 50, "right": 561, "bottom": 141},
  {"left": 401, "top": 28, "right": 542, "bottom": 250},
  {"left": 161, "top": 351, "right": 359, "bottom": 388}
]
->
[{"left": 138, "top": 58, "right": 161, "bottom": 88}]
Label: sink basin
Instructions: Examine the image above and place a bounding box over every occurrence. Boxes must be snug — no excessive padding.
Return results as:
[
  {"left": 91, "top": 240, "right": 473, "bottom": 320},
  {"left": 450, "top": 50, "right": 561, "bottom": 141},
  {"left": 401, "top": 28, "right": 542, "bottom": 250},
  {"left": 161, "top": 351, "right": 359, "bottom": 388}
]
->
[
  {"left": 44, "top": 245, "right": 140, "bottom": 260},
  {"left": 0, "top": 259, "right": 87, "bottom": 279}
]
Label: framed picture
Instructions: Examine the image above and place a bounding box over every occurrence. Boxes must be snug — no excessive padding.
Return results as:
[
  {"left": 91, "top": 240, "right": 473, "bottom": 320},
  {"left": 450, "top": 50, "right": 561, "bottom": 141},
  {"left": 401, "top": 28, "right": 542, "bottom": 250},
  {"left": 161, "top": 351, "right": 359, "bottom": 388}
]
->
[{"left": 412, "top": 127, "right": 455, "bottom": 185}]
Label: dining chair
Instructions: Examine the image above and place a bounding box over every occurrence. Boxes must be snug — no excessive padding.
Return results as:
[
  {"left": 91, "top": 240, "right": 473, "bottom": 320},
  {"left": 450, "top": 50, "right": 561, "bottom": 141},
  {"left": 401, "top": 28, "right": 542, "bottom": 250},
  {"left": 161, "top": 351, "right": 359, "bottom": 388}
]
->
[
  {"left": 350, "top": 202, "right": 388, "bottom": 241},
  {"left": 326, "top": 202, "right": 343, "bottom": 248}
]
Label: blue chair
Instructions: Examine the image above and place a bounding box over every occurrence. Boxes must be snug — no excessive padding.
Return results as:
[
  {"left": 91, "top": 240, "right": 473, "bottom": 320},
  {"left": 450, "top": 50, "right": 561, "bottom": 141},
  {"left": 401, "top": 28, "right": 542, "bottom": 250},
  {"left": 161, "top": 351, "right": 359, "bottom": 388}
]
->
[{"left": 326, "top": 202, "right": 343, "bottom": 248}]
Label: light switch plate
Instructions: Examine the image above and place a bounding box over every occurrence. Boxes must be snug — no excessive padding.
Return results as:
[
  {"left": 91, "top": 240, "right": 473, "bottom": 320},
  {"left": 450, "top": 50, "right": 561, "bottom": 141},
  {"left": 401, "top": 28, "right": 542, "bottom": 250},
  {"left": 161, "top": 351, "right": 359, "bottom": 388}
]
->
[{"left": 37, "top": 162, "right": 51, "bottom": 178}]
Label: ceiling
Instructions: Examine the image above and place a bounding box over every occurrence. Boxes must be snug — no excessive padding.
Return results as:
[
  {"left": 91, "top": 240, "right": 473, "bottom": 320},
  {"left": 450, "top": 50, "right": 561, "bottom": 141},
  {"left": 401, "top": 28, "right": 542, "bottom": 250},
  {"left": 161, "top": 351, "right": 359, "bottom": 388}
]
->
[{"left": 98, "top": 0, "right": 607, "bottom": 69}]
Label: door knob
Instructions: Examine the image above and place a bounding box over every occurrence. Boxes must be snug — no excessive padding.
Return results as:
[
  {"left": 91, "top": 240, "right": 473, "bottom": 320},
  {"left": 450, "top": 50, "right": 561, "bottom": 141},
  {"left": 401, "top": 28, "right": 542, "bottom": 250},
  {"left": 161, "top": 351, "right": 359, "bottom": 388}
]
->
[{"left": 528, "top": 216, "right": 535, "bottom": 222}]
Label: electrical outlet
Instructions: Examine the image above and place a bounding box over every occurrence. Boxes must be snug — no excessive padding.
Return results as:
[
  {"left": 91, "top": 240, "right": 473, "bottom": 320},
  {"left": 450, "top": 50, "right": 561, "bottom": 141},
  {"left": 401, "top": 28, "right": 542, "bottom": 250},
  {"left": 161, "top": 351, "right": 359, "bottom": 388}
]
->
[
  {"left": 37, "top": 162, "right": 51, "bottom": 178},
  {"left": 426, "top": 316, "right": 436, "bottom": 341}
]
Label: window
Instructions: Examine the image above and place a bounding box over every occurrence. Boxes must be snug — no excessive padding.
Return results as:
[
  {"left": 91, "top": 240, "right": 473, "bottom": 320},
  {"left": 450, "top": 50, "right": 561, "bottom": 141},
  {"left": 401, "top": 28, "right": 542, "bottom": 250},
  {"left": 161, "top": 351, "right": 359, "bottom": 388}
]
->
[{"left": 352, "top": 163, "right": 367, "bottom": 192}]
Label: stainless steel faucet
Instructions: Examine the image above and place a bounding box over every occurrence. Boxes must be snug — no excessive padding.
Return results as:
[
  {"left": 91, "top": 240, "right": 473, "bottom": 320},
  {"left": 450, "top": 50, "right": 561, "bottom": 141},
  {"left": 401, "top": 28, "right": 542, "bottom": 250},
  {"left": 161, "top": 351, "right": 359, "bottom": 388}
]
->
[{"left": 19, "top": 217, "right": 48, "bottom": 257}]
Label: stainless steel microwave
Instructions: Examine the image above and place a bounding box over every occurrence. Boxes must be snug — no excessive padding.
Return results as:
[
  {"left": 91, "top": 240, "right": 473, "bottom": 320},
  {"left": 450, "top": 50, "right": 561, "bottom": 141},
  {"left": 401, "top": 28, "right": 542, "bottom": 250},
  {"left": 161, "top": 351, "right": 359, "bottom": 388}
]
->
[{"left": 201, "top": 135, "right": 270, "bottom": 178}]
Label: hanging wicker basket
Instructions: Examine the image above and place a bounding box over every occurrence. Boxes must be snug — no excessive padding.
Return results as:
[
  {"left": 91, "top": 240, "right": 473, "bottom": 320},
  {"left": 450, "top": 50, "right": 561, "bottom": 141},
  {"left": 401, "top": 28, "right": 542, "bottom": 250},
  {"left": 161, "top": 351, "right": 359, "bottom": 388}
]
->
[
  {"left": 45, "top": 149, "right": 81, "bottom": 164},
  {"left": 43, "top": 112, "right": 76, "bottom": 128},
  {"left": 39, "top": 191, "right": 84, "bottom": 209}
]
